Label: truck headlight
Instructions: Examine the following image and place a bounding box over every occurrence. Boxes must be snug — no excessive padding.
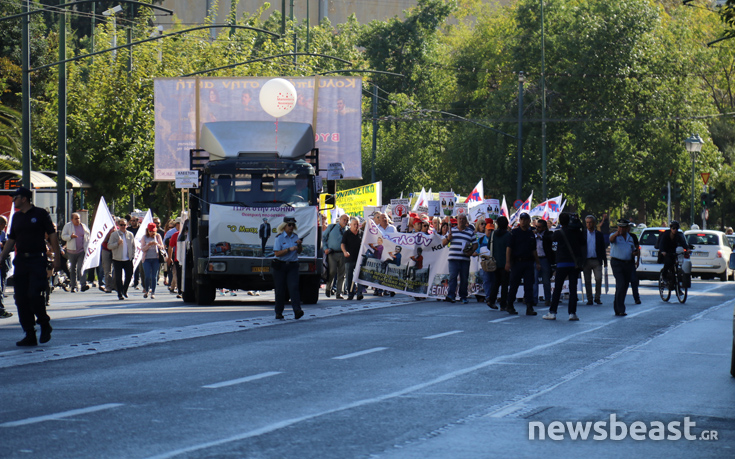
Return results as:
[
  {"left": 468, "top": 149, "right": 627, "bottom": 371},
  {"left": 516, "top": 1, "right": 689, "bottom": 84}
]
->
[{"left": 208, "top": 262, "right": 227, "bottom": 272}]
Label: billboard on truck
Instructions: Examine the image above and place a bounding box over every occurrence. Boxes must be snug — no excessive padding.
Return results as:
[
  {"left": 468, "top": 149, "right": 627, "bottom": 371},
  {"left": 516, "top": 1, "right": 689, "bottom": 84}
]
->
[{"left": 154, "top": 76, "right": 363, "bottom": 181}]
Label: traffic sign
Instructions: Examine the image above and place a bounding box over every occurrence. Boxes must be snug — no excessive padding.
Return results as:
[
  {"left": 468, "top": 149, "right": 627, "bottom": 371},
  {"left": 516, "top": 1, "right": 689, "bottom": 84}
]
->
[
  {"left": 513, "top": 199, "right": 523, "bottom": 209},
  {"left": 701, "top": 172, "right": 710, "bottom": 185}
]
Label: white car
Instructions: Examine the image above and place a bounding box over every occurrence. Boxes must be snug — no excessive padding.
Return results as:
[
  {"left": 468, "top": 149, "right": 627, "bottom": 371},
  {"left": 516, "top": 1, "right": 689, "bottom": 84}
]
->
[
  {"left": 684, "top": 230, "right": 733, "bottom": 281},
  {"left": 637, "top": 227, "right": 674, "bottom": 281}
]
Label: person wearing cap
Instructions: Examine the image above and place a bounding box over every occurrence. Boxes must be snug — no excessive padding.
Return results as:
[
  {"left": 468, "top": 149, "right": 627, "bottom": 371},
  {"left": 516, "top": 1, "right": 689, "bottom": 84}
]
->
[
  {"left": 656, "top": 220, "right": 689, "bottom": 288},
  {"left": 441, "top": 213, "right": 477, "bottom": 304},
  {"left": 505, "top": 212, "right": 541, "bottom": 315},
  {"left": 476, "top": 218, "right": 495, "bottom": 305},
  {"left": 609, "top": 219, "right": 638, "bottom": 316},
  {"left": 533, "top": 219, "right": 554, "bottom": 307},
  {"left": 108, "top": 218, "right": 138, "bottom": 301},
  {"left": 0, "top": 187, "right": 61, "bottom": 346},
  {"left": 61, "top": 212, "right": 91, "bottom": 293},
  {"left": 141, "top": 222, "right": 165, "bottom": 299},
  {"left": 272, "top": 216, "right": 305, "bottom": 320}
]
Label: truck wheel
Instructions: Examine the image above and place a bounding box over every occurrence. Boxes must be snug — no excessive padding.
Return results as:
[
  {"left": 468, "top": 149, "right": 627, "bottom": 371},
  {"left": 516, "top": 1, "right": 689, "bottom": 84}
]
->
[
  {"left": 299, "top": 276, "right": 320, "bottom": 305},
  {"left": 195, "top": 275, "right": 217, "bottom": 305},
  {"left": 181, "top": 262, "right": 195, "bottom": 303}
]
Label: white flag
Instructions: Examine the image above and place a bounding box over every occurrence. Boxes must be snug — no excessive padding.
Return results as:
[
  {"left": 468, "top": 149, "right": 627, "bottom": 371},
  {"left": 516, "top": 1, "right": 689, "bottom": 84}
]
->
[
  {"left": 82, "top": 197, "right": 116, "bottom": 272},
  {"left": 132, "top": 209, "right": 154, "bottom": 272}
]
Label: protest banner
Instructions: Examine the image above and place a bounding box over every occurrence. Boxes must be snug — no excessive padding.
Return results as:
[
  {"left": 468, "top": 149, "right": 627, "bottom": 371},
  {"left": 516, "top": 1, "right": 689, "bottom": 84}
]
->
[{"left": 319, "top": 181, "right": 382, "bottom": 218}]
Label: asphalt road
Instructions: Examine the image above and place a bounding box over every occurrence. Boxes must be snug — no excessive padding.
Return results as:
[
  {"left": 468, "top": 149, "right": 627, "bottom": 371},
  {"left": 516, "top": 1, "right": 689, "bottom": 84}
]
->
[{"left": 0, "top": 279, "right": 733, "bottom": 459}]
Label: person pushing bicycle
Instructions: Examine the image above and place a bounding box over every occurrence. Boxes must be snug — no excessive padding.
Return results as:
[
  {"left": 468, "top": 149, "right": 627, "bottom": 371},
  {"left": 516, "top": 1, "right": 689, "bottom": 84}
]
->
[{"left": 656, "top": 221, "right": 690, "bottom": 285}]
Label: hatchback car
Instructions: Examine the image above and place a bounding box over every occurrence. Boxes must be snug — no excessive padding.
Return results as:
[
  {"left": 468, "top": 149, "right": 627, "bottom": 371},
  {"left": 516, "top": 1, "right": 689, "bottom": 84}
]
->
[
  {"left": 684, "top": 230, "right": 733, "bottom": 281},
  {"left": 637, "top": 227, "right": 677, "bottom": 281}
]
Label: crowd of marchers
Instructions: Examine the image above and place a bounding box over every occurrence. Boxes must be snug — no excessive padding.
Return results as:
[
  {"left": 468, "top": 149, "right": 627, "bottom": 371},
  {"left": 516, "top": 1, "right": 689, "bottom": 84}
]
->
[{"left": 319, "top": 209, "right": 661, "bottom": 321}]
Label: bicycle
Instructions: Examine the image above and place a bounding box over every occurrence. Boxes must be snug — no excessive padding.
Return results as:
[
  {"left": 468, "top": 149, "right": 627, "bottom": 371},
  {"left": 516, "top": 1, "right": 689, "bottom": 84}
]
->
[{"left": 658, "top": 247, "right": 689, "bottom": 303}]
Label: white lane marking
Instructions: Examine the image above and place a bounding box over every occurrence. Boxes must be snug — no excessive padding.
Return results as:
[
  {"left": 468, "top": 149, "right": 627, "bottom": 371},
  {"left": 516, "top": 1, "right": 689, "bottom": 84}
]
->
[
  {"left": 145, "top": 298, "right": 735, "bottom": 459},
  {"left": 488, "top": 403, "right": 528, "bottom": 418},
  {"left": 489, "top": 316, "right": 520, "bottom": 323},
  {"left": 0, "top": 403, "right": 124, "bottom": 428},
  {"left": 202, "top": 371, "right": 282, "bottom": 389},
  {"left": 332, "top": 347, "right": 388, "bottom": 360},
  {"left": 423, "top": 330, "right": 464, "bottom": 340},
  {"left": 0, "top": 300, "right": 418, "bottom": 370}
]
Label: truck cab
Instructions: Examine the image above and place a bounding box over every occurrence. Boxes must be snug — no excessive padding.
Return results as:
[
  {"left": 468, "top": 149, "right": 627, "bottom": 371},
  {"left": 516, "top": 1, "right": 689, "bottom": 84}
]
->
[{"left": 184, "top": 121, "right": 323, "bottom": 305}]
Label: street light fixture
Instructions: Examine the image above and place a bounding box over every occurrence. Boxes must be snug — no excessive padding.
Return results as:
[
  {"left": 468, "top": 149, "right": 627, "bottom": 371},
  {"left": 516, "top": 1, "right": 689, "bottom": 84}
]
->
[{"left": 685, "top": 133, "right": 704, "bottom": 226}]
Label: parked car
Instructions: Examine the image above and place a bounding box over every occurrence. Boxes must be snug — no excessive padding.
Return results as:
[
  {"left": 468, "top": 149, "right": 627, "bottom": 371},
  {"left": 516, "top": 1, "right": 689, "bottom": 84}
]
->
[
  {"left": 636, "top": 227, "right": 677, "bottom": 281},
  {"left": 726, "top": 234, "right": 735, "bottom": 249},
  {"left": 684, "top": 230, "right": 733, "bottom": 281},
  {"left": 732, "top": 303, "right": 735, "bottom": 377}
]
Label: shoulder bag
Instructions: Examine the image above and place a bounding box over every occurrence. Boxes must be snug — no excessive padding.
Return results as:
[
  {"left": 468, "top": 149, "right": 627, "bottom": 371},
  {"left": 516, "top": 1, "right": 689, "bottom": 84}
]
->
[{"left": 481, "top": 232, "right": 497, "bottom": 272}]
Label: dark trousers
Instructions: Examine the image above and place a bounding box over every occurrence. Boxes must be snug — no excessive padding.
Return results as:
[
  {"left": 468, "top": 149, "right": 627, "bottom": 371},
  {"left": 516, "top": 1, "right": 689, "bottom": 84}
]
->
[
  {"left": 550, "top": 265, "right": 579, "bottom": 315},
  {"left": 261, "top": 238, "right": 269, "bottom": 256},
  {"left": 13, "top": 257, "right": 50, "bottom": 333},
  {"left": 488, "top": 269, "right": 510, "bottom": 306},
  {"left": 507, "top": 260, "right": 536, "bottom": 309},
  {"left": 272, "top": 262, "right": 302, "bottom": 315},
  {"left": 174, "top": 261, "right": 182, "bottom": 294},
  {"left": 113, "top": 259, "right": 134, "bottom": 298},
  {"left": 327, "top": 251, "right": 346, "bottom": 294},
  {"left": 611, "top": 259, "right": 634, "bottom": 314},
  {"left": 344, "top": 260, "right": 363, "bottom": 296},
  {"left": 533, "top": 257, "right": 553, "bottom": 304},
  {"left": 631, "top": 265, "right": 640, "bottom": 302}
]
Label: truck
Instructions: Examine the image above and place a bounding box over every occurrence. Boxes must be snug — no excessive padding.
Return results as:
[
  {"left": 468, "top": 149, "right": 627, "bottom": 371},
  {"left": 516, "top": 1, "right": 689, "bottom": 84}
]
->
[{"left": 182, "top": 120, "right": 324, "bottom": 305}]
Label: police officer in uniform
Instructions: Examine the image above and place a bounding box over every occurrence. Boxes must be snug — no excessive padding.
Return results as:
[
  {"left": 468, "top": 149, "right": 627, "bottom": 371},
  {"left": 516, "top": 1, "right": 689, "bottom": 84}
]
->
[
  {"left": 272, "top": 216, "right": 305, "bottom": 320},
  {"left": 0, "top": 187, "right": 61, "bottom": 346}
]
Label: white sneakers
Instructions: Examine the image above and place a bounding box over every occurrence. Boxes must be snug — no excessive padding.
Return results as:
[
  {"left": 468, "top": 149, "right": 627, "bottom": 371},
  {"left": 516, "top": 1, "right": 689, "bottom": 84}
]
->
[{"left": 543, "top": 312, "right": 579, "bottom": 321}]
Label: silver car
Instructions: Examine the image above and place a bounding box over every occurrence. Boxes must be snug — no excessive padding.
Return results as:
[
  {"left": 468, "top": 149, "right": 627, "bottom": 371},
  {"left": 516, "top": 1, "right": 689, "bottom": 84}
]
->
[{"left": 684, "top": 230, "right": 733, "bottom": 282}]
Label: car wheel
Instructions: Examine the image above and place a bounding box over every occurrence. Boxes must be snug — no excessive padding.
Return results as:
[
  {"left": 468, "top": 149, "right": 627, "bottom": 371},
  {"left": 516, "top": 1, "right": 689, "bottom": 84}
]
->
[{"left": 720, "top": 270, "right": 728, "bottom": 282}]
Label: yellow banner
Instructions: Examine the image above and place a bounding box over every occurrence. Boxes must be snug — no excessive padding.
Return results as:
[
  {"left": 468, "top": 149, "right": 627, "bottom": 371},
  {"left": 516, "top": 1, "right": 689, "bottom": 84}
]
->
[{"left": 320, "top": 181, "right": 382, "bottom": 218}]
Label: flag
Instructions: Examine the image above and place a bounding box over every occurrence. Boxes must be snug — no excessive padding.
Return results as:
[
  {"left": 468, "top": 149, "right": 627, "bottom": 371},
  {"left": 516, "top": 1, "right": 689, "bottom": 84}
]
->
[
  {"left": 500, "top": 196, "right": 509, "bottom": 219},
  {"left": 5, "top": 201, "right": 14, "bottom": 277},
  {"left": 509, "top": 191, "right": 533, "bottom": 226},
  {"left": 132, "top": 209, "right": 154, "bottom": 272},
  {"left": 464, "top": 179, "right": 484, "bottom": 204},
  {"left": 82, "top": 197, "right": 116, "bottom": 272},
  {"left": 530, "top": 194, "right": 563, "bottom": 218},
  {"left": 412, "top": 187, "right": 427, "bottom": 211}
]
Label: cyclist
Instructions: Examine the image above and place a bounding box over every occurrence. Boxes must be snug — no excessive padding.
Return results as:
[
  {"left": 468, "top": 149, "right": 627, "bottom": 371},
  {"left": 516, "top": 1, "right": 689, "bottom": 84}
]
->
[{"left": 656, "top": 220, "right": 689, "bottom": 286}]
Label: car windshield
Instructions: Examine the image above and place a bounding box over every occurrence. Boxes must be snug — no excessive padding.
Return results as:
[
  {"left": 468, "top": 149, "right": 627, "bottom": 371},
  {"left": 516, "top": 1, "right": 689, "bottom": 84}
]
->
[
  {"left": 686, "top": 233, "right": 720, "bottom": 246},
  {"left": 208, "top": 173, "right": 313, "bottom": 207},
  {"left": 640, "top": 231, "right": 664, "bottom": 246}
]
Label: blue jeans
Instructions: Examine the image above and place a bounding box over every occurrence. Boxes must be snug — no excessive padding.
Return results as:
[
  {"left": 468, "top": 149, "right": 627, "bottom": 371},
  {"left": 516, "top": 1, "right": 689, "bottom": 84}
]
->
[
  {"left": 533, "top": 257, "right": 552, "bottom": 305},
  {"left": 143, "top": 258, "right": 161, "bottom": 294},
  {"left": 447, "top": 259, "right": 471, "bottom": 300}
]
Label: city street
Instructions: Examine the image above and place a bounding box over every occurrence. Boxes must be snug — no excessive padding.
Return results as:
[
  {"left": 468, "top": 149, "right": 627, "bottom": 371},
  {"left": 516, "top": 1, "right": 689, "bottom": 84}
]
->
[{"left": 0, "top": 280, "right": 733, "bottom": 458}]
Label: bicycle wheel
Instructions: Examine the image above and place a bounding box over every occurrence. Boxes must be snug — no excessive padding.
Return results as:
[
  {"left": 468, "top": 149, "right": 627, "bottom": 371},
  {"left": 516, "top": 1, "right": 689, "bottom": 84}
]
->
[
  {"left": 675, "top": 270, "right": 688, "bottom": 303},
  {"left": 659, "top": 270, "right": 671, "bottom": 302}
]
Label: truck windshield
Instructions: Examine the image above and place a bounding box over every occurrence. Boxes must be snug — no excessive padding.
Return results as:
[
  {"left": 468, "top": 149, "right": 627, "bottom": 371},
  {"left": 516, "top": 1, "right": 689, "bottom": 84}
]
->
[{"left": 208, "top": 173, "right": 313, "bottom": 207}]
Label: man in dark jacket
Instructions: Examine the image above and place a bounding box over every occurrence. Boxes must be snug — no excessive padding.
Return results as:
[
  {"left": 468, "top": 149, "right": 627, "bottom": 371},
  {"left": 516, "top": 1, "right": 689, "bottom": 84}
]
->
[
  {"left": 544, "top": 213, "right": 585, "bottom": 321},
  {"left": 583, "top": 215, "right": 607, "bottom": 305},
  {"left": 533, "top": 219, "right": 555, "bottom": 307},
  {"left": 656, "top": 220, "right": 689, "bottom": 285},
  {"left": 505, "top": 213, "right": 540, "bottom": 315}
]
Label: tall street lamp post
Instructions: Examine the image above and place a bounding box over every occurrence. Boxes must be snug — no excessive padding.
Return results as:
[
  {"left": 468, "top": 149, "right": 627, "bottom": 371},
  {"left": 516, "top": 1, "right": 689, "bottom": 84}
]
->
[
  {"left": 517, "top": 71, "right": 525, "bottom": 201},
  {"left": 685, "top": 133, "right": 704, "bottom": 226}
]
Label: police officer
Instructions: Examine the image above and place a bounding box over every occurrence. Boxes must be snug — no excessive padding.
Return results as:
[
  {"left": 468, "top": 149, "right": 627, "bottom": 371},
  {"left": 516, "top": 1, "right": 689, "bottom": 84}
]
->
[
  {"left": 609, "top": 219, "right": 638, "bottom": 316},
  {"left": 272, "top": 216, "right": 305, "bottom": 320},
  {"left": 0, "top": 187, "right": 61, "bottom": 346}
]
